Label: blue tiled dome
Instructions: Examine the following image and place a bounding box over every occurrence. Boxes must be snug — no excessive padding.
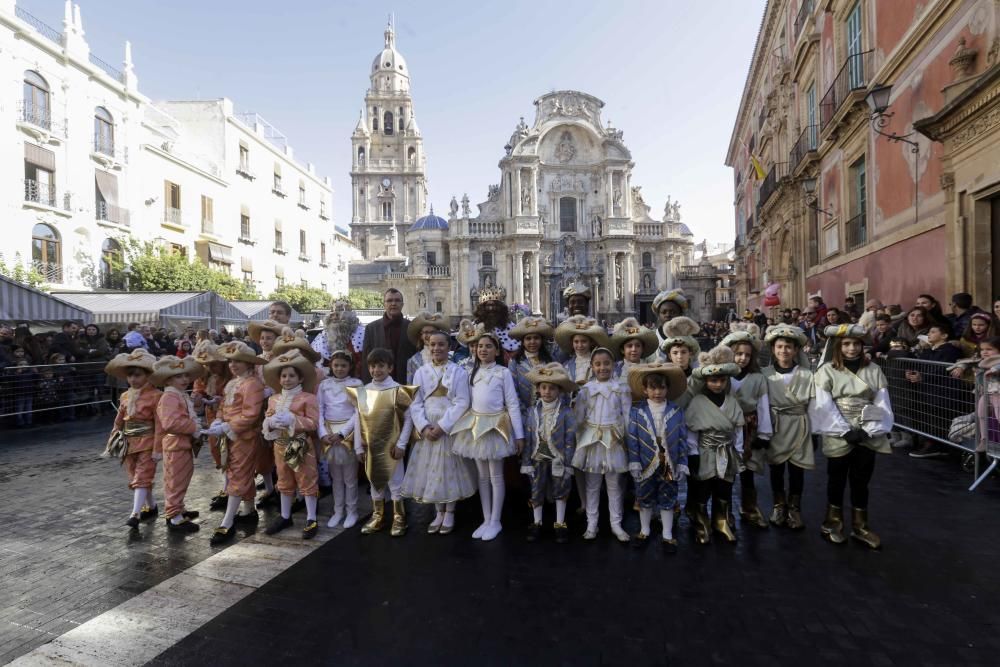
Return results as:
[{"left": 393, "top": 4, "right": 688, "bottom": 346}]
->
[{"left": 411, "top": 207, "right": 449, "bottom": 231}]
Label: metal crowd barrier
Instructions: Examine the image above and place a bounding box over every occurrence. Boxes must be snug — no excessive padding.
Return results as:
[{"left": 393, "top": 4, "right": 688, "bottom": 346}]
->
[
  {"left": 0, "top": 361, "right": 115, "bottom": 421},
  {"left": 971, "top": 367, "right": 1000, "bottom": 491}
]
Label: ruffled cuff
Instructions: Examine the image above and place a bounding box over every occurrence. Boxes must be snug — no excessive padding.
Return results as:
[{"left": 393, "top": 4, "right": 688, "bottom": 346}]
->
[
  {"left": 222, "top": 423, "right": 236, "bottom": 440},
  {"left": 628, "top": 462, "right": 642, "bottom": 475},
  {"left": 676, "top": 464, "right": 690, "bottom": 480},
  {"left": 520, "top": 465, "right": 535, "bottom": 476}
]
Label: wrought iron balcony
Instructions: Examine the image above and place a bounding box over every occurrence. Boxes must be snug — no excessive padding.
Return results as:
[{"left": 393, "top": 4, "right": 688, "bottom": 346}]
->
[
  {"left": 845, "top": 212, "right": 868, "bottom": 252},
  {"left": 789, "top": 124, "right": 819, "bottom": 172},
  {"left": 32, "top": 260, "right": 63, "bottom": 283},
  {"left": 757, "top": 162, "right": 788, "bottom": 210},
  {"left": 794, "top": 0, "right": 814, "bottom": 40},
  {"left": 89, "top": 53, "right": 125, "bottom": 83},
  {"left": 96, "top": 201, "right": 130, "bottom": 226},
  {"left": 201, "top": 219, "right": 215, "bottom": 235},
  {"left": 163, "top": 207, "right": 187, "bottom": 227},
  {"left": 24, "top": 179, "right": 57, "bottom": 207},
  {"left": 17, "top": 101, "right": 65, "bottom": 138},
  {"left": 820, "top": 50, "right": 874, "bottom": 131}
]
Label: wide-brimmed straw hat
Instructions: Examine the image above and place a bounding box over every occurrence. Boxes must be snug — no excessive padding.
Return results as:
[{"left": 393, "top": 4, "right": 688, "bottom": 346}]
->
[
  {"left": 455, "top": 318, "right": 479, "bottom": 346},
  {"left": 627, "top": 362, "right": 687, "bottom": 401},
  {"left": 611, "top": 317, "right": 658, "bottom": 357},
  {"left": 272, "top": 327, "right": 321, "bottom": 363},
  {"left": 509, "top": 316, "right": 554, "bottom": 341},
  {"left": 652, "top": 289, "right": 689, "bottom": 313},
  {"left": 263, "top": 349, "right": 317, "bottom": 393},
  {"left": 192, "top": 340, "right": 226, "bottom": 365},
  {"left": 554, "top": 315, "right": 611, "bottom": 354},
  {"left": 247, "top": 319, "right": 285, "bottom": 343},
  {"left": 104, "top": 349, "right": 156, "bottom": 379},
  {"left": 764, "top": 324, "right": 808, "bottom": 348},
  {"left": 219, "top": 340, "right": 267, "bottom": 365},
  {"left": 407, "top": 312, "right": 450, "bottom": 347},
  {"left": 562, "top": 282, "right": 591, "bottom": 299},
  {"left": 525, "top": 362, "right": 577, "bottom": 393},
  {"left": 463, "top": 322, "right": 501, "bottom": 349},
  {"left": 150, "top": 355, "right": 205, "bottom": 386}
]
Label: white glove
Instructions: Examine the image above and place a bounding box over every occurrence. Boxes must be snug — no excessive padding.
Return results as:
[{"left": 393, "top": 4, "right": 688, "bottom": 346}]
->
[
  {"left": 203, "top": 423, "right": 225, "bottom": 437},
  {"left": 263, "top": 387, "right": 275, "bottom": 399},
  {"left": 520, "top": 465, "right": 535, "bottom": 477},
  {"left": 210, "top": 419, "right": 223, "bottom": 429},
  {"left": 270, "top": 411, "right": 293, "bottom": 428}
]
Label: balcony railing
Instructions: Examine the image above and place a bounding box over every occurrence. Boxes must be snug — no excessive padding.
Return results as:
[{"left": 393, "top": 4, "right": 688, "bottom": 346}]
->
[
  {"left": 89, "top": 53, "right": 125, "bottom": 83},
  {"left": 794, "top": 0, "right": 814, "bottom": 40},
  {"left": 32, "top": 260, "right": 64, "bottom": 283},
  {"left": 820, "top": 49, "right": 874, "bottom": 131},
  {"left": 789, "top": 124, "right": 819, "bottom": 171},
  {"left": 757, "top": 162, "right": 788, "bottom": 210},
  {"left": 845, "top": 212, "right": 868, "bottom": 252},
  {"left": 427, "top": 265, "right": 450, "bottom": 277},
  {"left": 201, "top": 219, "right": 215, "bottom": 235},
  {"left": 96, "top": 201, "right": 130, "bottom": 226},
  {"left": 236, "top": 164, "right": 255, "bottom": 180},
  {"left": 24, "top": 179, "right": 57, "bottom": 207},
  {"left": 15, "top": 6, "right": 63, "bottom": 45},
  {"left": 17, "top": 101, "right": 65, "bottom": 136},
  {"left": 163, "top": 207, "right": 186, "bottom": 227},
  {"left": 469, "top": 220, "right": 503, "bottom": 236},
  {"left": 272, "top": 186, "right": 287, "bottom": 198},
  {"left": 635, "top": 223, "right": 664, "bottom": 238}
]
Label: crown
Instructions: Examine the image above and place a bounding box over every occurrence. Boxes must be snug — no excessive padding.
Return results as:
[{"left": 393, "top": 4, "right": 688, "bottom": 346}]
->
[{"left": 479, "top": 286, "right": 505, "bottom": 302}]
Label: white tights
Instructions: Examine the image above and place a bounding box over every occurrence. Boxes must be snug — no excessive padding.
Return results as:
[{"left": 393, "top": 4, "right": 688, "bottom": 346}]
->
[
  {"left": 475, "top": 459, "right": 505, "bottom": 525},
  {"left": 330, "top": 461, "right": 358, "bottom": 514},
  {"left": 584, "top": 472, "right": 624, "bottom": 531}
]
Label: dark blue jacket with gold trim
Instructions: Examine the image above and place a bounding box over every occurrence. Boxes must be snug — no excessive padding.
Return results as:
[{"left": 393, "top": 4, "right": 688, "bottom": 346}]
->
[
  {"left": 522, "top": 398, "right": 577, "bottom": 469},
  {"left": 626, "top": 400, "right": 688, "bottom": 481}
]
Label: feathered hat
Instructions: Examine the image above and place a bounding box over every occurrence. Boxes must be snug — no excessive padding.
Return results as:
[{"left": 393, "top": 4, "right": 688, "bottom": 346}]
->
[
  {"left": 407, "top": 312, "right": 450, "bottom": 347},
  {"left": 262, "top": 349, "right": 318, "bottom": 393},
  {"left": 721, "top": 321, "right": 762, "bottom": 352},
  {"left": 247, "top": 319, "right": 285, "bottom": 343},
  {"left": 192, "top": 339, "right": 226, "bottom": 365},
  {"left": 659, "top": 316, "right": 701, "bottom": 357},
  {"left": 554, "top": 315, "right": 611, "bottom": 354},
  {"left": 525, "top": 362, "right": 577, "bottom": 393},
  {"left": 611, "top": 317, "right": 658, "bottom": 358},
  {"left": 652, "top": 288, "right": 689, "bottom": 313},
  {"left": 104, "top": 349, "right": 156, "bottom": 379},
  {"left": 219, "top": 340, "right": 267, "bottom": 365},
  {"left": 692, "top": 345, "right": 740, "bottom": 379}
]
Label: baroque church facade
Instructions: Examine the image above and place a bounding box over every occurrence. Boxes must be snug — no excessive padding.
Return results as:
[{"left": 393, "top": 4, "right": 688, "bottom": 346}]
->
[{"left": 349, "top": 24, "right": 695, "bottom": 324}]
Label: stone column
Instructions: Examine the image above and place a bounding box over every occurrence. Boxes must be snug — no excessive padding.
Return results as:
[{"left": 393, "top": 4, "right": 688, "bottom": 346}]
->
[
  {"left": 513, "top": 251, "right": 524, "bottom": 304},
  {"left": 531, "top": 252, "right": 541, "bottom": 314},
  {"left": 514, "top": 169, "right": 522, "bottom": 216},
  {"left": 591, "top": 275, "right": 600, "bottom": 319},
  {"left": 624, "top": 252, "right": 634, "bottom": 312},
  {"left": 531, "top": 169, "right": 538, "bottom": 216},
  {"left": 607, "top": 252, "right": 617, "bottom": 314}
]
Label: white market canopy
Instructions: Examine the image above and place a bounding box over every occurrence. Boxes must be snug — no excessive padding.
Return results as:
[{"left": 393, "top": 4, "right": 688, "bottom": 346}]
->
[
  {"left": 0, "top": 274, "right": 92, "bottom": 325},
  {"left": 229, "top": 300, "right": 303, "bottom": 322},
  {"left": 50, "top": 291, "right": 248, "bottom": 330}
]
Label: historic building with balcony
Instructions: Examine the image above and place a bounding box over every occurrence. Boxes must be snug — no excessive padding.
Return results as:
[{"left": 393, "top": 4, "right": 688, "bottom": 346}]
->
[
  {"left": 726, "top": 0, "right": 1000, "bottom": 312},
  {"left": 1, "top": 1, "right": 337, "bottom": 298}
]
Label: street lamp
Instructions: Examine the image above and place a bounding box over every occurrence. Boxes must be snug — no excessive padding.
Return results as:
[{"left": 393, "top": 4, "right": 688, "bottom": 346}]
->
[
  {"left": 800, "top": 177, "right": 832, "bottom": 217},
  {"left": 865, "top": 83, "right": 919, "bottom": 225}
]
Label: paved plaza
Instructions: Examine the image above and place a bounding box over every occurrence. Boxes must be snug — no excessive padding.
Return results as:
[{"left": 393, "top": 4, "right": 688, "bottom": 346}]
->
[{"left": 2, "top": 417, "right": 1000, "bottom": 665}]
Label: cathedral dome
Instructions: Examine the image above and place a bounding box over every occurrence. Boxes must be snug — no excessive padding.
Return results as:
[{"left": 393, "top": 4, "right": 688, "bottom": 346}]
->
[
  {"left": 411, "top": 208, "right": 448, "bottom": 231},
  {"left": 371, "top": 24, "right": 409, "bottom": 79}
]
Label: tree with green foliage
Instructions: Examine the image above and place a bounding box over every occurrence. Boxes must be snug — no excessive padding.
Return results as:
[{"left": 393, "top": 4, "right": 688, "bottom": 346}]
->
[
  {"left": 119, "top": 238, "right": 261, "bottom": 301},
  {"left": 267, "top": 285, "right": 333, "bottom": 313},
  {"left": 345, "top": 288, "right": 384, "bottom": 309},
  {"left": 0, "top": 253, "right": 46, "bottom": 289}
]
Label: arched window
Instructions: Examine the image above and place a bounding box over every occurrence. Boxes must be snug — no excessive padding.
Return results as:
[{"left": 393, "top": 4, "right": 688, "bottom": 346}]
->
[
  {"left": 372, "top": 107, "right": 379, "bottom": 131},
  {"left": 94, "top": 106, "right": 114, "bottom": 155},
  {"left": 407, "top": 147, "right": 416, "bottom": 164},
  {"left": 23, "top": 70, "right": 50, "bottom": 129},
  {"left": 357, "top": 147, "right": 365, "bottom": 165},
  {"left": 398, "top": 106, "right": 404, "bottom": 131},
  {"left": 482, "top": 251, "right": 493, "bottom": 267},
  {"left": 31, "top": 223, "right": 61, "bottom": 281},
  {"left": 100, "top": 238, "right": 123, "bottom": 289},
  {"left": 642, "top": 252, "right": 652, "bottom": 268},
  {"left": 383, "top": 111, "right": 394, "bottom": 135},
  {"left": 559, "top": 197, "right": 577, "bottom": 233}
]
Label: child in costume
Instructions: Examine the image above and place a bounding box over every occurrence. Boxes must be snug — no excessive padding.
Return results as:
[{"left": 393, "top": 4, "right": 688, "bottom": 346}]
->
[
  {"left": 317, "top": 350, "right": 364, "bottom": 529},
  {"left": 348, "top": 348, "right": 416, "bottom": 537},
  {"left": 626, "top": 363, "right": 689, "bottom": 552},
  {"left": 400, "top": 330, "right": 476, "bottom": 534},
  {"left": 104, "top": 349, "right": 161, "bottom": 529},
  {"left": 757, "top": 325, "right": 816, "bottom": 530},
  {"left": 152, "top": 355, "right": 205, "bottom": 534},
  {"left": 611, "top": 317, "right": 657, "bottom": 381},
  {"left": 451, "top": 325, "right": 525, "bottom": 541},
  {"left": 262, "top": 350, "right": 322, "bottom": 539},
  {"left": 686, "top": 346, "right": 745, "bottom": 544},
  {"left": 573, "top": 347, "right": 632, "bottom": 542},
  {"left": 721, "top": 323, "right": 770, "bottom": 529},
  {"left": 248, "top": 319, "right": 284, "bottom": 507},
  {"left": 659, "top": 316, "right": 702, "bottom": 523},
  {"left": 521, "top": 363, "right": 577, "bottom": 543},
  {"left": 810, "top": 324, "right": 894, "bottom": 549},
  {"left": 405, "top": 312, "right": 450, "bottom": 383},
  {"left": 191, "top": 340, "right": 231, "bottom": 511},
  {"left": 203, "top": 341, "right": 267, "bottom": 545},
  {"left": 508, "top": 316, "right": 555, "bottom": 420}
]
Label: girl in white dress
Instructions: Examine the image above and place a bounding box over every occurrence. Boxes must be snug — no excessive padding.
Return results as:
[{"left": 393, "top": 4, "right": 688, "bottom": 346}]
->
[
  {"left": 451, "top": 326, "right": 525, "bottom": 541},
  {"left": 399, "top": 331, "right": 476, "bottom": 535},
  {"left": 317, "top": 350, "right": 364, "bottom": 529}
]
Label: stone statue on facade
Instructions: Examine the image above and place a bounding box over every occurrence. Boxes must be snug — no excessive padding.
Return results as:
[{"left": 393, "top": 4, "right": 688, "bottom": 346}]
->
[
  {"left": 521, "top": 183, "right": 531, "bottom": 212},
  {"left": 592, "top": 215, "right": 602, "bottom": 237},
  {"left": 554, "top": 131, "right": 576, "bottom": 163},
  {"left": 449, "top": 195, "right": 459, "bottom": 219},
  {"left": 664, "top": 195, "right": 673, "bottom": 221},
  {"left": 672, "top": 201, "right": 682, "bottom": 221},
  {"left": 631, "top": 186, "right": 645, "bottom": 207},
  {"left": 487, "top": 184, "right": 500, "bottom": 201},
  {"left": 613, "top": 187, "right": 622, "bottom": 209},
  {"left": 461, "top": 193, "right": 470, "bottom": 218}
]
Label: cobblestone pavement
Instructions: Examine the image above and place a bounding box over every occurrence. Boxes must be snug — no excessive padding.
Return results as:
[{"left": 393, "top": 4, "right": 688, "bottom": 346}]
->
[{"left": 3, "top": 420, "right": 1000, "bottom": 665}]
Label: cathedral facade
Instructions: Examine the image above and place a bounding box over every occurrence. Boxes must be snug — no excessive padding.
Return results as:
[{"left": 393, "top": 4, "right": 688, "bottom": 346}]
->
[{"left": 348, "top": 27, "right": 695, "bottom": 324}]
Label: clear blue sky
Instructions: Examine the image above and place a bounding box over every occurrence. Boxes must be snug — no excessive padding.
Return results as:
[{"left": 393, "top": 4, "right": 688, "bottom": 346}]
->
[{"left": 27, "top": 0, "right": 765, "bottom": 244}]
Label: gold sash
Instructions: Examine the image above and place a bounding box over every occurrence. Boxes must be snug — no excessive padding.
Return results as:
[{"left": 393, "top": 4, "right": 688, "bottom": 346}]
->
[
  {"left": 347, "top": 385, "right": 417, "bottom": 493},
  {"left": 322, "top": 419, "right": 354, "bottom": 455},
  {"left": 278, "top": 435, "right": 310, "bottom": 471},
  {"left": 122, "top": 420, "right": 154, "bottom": 438},
  {"left": 452, "top": 410, "right": 512, "bottom": 441}
]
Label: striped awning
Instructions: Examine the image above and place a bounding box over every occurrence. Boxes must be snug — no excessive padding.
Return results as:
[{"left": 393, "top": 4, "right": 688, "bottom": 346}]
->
[
  {"left": 0, "top": 274, "right": 91, "bottom": 323},
  {"left": 49, "top": 291, "right": 250, "bottom": 328},
  {"left": 229, "top": 300, "right": 302, "bottom": 322}
]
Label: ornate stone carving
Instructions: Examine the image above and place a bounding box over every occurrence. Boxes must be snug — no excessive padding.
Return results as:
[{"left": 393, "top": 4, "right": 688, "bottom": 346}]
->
[
  {"left": 520, "top": 182, "right": 531, "bottom": 212},
  {"left": 449, "top": 195, "right": 459, "bottom": 219},
  {"left": 487, "top": 184, "right": 500, "bottom": 201},
  {"left": 461, "top": 193, "right": 470, "bottom": 218},
  {"left": 939, "top": 172, "right": 955, "bottom": 190},
  {"left": 949, "top": 37, "right": 977, "bottom": 79},
  {"left": 554, "top": 130, "right": 577, "bottom": 163}
]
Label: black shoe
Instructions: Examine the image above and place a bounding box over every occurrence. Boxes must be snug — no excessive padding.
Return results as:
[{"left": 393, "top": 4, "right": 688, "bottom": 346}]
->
[
  {"left": 265, "top": 516, "right": 293, "bottom": 535},
  {"left": 302, "top": 520, "right": 318, "bottom": 539},
  {"left": 209, "top": 494, "right": 228, "bottom": 511},
  {"left": 319, "top": 485, "right": 333, "bottom": 499},
  {"left": 139, "top": 505, "right": 159, "bottom": 521},
  {"left": 166, "top": 518, "right": 200, "bottom": 533},
  {"left": 553, "top": 523, "right": 570, "bottom": 544},
  {"left": 631, "top": 533, "right": 650, "bottom": 549},
  {"left": 291, "top": 497, "right": 306, "bottom": 514},
  {"left": 526, "top": 522, "right": 542, "bottom": 542},
  {"left": 909, "top": 442, "right": 947, "bottom": 459},
  {"left": 661, "top": 537, "right": 678, "bottom": 554},
  {"left": 255, "top": 491, "right": 278, "bottom": 509},
  {"left": 182, "top": 510, "right": 200, "bottom": 520},
  {"left": 210, "top": 526, "right": 235, "bottom": 545},
  {"left": 125, "top": 514, "right": 140, "bottom": 529},
  {"left": 234, "top": 511, "right": 259, "bottom": 525}
]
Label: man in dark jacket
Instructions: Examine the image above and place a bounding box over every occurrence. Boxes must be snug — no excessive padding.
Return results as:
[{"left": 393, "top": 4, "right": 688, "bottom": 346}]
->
[
  {"left": 50, "top": 321, "right": 81, "bottom": 362},
  {"left": 947, "top": 292, "right": 982, "bottom": 339},
  {"left": 360, "top": 288, "right": 415, "bottom": 383}
]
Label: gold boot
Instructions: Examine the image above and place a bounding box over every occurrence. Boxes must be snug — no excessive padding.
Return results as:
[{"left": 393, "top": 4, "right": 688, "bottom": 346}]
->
[
  {"left": 820, "top": 504, "right": 846, "bottom": 544},
  {"left": 361, "top": 499, "right": 385, "bottom": 535},
  {"left": 850, "top": 507, "right": 881, "bottom": 549},
  {"left": 694, "top": 503, "right": 712, "bottom": 545},
  {"left": 390, "top": 500, "right": 407, "bottom": 537},
  {"left": 713, "top": 499, "right": 738, "bottom": 543},
  {"left": 769, "top": 492, "right": 787, "bottom": 527},
  {"left": 785, "top": 494, "right": 804, "bottom": 530},
  {"left": 740, "top": 484, "right": 769, "bottom": 529}
]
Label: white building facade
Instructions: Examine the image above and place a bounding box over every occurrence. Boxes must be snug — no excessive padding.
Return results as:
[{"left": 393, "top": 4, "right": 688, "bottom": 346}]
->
[{"left": 0, "top": 1, "right": 339, "bottom": 299}]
